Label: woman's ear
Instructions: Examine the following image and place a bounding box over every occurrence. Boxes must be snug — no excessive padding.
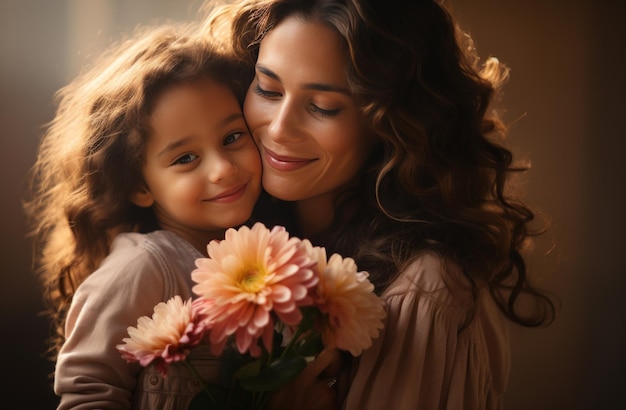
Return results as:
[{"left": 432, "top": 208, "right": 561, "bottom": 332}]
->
[{"left": 130, "top": 186, "right": 154, "bottom": 208}]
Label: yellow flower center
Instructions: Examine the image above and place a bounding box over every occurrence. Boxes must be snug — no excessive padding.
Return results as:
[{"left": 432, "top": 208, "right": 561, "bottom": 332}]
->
[{"left": 238, "top": 267, "right": 266, "bottom": 293}]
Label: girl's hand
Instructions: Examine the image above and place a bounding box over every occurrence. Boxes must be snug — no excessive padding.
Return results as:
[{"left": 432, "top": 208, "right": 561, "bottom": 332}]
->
[{"left": 266, "top": 348, "right": 341, "bottom": 410}]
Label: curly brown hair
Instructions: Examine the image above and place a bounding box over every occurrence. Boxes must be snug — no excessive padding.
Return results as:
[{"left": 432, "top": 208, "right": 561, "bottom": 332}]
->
[
  {"left": 24, "top": 21, "right": 249, "bottom": 358},
  {"left": 202, "top": 0, "right": 555, "bottom": 327}
]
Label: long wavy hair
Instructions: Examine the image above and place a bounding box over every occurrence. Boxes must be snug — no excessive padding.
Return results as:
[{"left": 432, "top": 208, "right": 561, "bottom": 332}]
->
[
  {"left": 202, "top": 0, "right": 555, "bottom": 327},
  {"left": 24, "top": 22, "right": 249, "bottom": 357}
]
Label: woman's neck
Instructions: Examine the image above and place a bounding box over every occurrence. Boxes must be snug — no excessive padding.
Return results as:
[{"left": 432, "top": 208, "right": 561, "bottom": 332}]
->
[{"left": 295, "top": 195, "right": 335, "bottom": 240}]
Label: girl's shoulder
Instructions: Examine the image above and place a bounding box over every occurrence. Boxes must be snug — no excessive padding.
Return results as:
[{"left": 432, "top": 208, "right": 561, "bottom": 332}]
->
[
  {"left": 110, "top": 230, "right": 200, "bottom": 257},
  {"left": 78, "top": 230, "right": 202, "bottom": 297},
  {"left": 105, "top": 230, "right": 202, "bottom": 269}
]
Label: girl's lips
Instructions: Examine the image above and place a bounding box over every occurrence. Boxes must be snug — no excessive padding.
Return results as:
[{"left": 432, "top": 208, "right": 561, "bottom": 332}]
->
[
  {"left": 263, "top": 146, "right": 316, "bottom": 172},
  {"left": 206, "top": 183, "right": 247, "bottom": 203}
]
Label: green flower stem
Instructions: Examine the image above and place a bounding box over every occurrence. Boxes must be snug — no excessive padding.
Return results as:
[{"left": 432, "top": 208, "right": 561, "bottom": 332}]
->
[
  {"left": 280, "top": 323, "right": 305, "bottom": 360},
  {"left": 264, "top": 344, "right": 273, "bottom": 367},
  {"left": 183, "top": 359, "right": 218, "bottom": 408},
  {"left": 254, "top": 391, "right": 269, "bottom": 409},
  {"left": 280, "top": 308, "right": 319, "bottom": 360}
]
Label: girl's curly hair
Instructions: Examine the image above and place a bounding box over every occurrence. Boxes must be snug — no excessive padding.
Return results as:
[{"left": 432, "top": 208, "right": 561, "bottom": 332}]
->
[{"left": 24, "top": 21, "right": 249, "bottom": 358}]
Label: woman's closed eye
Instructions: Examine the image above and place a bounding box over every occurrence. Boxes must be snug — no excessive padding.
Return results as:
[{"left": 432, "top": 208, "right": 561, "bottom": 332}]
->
[
  {"left": 310, "top": 104, "right": 340, "bottom": 118},
  {"left": 253, "top": 84, "right": 281, "bottom": 98},
  {"left": 255, "top": 84, "right": 340, "bottom": 117}
]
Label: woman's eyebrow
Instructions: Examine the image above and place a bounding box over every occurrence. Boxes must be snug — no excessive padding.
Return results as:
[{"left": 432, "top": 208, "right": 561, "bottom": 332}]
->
[
  {"left": 256, "top": 64, "right": 279, "bottom": 81},
  {"left": 256, "top": 64, "right": 350, "bottom": 95}
]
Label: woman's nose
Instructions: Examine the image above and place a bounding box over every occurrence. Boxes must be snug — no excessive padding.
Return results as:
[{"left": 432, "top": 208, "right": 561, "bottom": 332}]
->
[
  {"left": 206, "top": 153, "right": 237, "bottom": 183},
  {"left": 266, "top": 98, "right": 304, "bottom": 143}
]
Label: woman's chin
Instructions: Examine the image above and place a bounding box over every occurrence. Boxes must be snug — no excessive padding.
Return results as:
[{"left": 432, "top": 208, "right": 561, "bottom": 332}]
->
[{"left": 262, "top": 176, "right": 304, "bottom": 202}]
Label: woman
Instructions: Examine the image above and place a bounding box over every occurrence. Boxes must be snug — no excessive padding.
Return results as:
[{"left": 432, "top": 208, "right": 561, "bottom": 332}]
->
[{"left": 201, "top": 0, "right": 555, "bottom": 408}]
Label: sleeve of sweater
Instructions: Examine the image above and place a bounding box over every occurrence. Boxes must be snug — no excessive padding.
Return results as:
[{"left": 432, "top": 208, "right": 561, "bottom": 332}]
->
[
  {"left": 54, "top": 236, "right": 172, "bottom": 410},
  {"left": 343, "top": 253, "right": 501, "bottom": 410}
]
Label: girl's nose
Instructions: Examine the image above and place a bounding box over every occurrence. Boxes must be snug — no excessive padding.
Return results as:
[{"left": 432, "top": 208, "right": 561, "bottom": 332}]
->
[{"left": 206, "top": 153, "right": 237, "bottom": 183}]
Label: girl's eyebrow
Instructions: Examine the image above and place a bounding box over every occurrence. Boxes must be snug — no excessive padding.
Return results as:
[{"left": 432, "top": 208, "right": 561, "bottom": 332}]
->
[
  {"left": 256, "top": 64, "right": 350, "bottom": 95},
  {"left": 157, "top": 136, "right": 193, "bottom": 159},
  {"left": 218, "top": 112, "right": 246, "bottom": 129}
]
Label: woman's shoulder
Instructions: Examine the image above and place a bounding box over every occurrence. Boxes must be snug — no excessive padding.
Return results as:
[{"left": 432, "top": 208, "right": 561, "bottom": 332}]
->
[{"left": 381, "top": 251, "right": 474, "bottom": 306}]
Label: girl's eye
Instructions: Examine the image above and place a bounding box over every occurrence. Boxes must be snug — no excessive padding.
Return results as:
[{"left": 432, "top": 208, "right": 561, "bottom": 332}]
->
[
  {"left": 253, "top": 84, "right": 281, "bottom": 98},
  {"left": 310, "top": 104, "right": 340, "bottom": 118},
  {"left": 173, "top": 153, "right": 198, "bottom": 165},
  {"left": 224, "top": 131, "right": 244, "bottom": 146}
]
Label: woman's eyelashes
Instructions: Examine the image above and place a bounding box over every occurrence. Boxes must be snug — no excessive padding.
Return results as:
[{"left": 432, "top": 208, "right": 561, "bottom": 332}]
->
[
  {"left": 253, "top": 84, "right": 280, "bottom": 98},
  {"left": 254, "top": 83, "right": 341, "bottom": 118},
  {"left": 309, "top": 104, "right": 340, "bottom": 118}
]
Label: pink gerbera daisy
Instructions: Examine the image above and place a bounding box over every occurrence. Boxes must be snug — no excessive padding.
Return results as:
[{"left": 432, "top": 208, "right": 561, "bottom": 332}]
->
[
  {"left": 306, "top": 241, "right": 386, "bottom": 356},
  {"left": 192, "top": 223, "right": 317, "bottom": 357},
  {"left": 116, "top": 296, "right": 209, "bottom": 376}
]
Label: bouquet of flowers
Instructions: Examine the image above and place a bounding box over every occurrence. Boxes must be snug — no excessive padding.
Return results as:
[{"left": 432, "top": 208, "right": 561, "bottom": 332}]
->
[{"left": 117, "top": 223, "right": 386, "bottom": 409}]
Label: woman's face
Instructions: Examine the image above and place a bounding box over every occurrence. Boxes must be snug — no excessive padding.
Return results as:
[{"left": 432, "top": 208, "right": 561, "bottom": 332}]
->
[{"left": 243, "top": 16, "right": 375, "bottom": 205}]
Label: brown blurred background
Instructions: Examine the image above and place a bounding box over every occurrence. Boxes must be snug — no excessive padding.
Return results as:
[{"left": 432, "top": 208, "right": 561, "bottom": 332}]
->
[{"left": 1, "top": 1, "right": 624, "bottom": 408}]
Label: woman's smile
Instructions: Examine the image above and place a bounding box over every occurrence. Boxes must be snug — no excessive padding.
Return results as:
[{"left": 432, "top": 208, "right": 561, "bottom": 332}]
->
[{"left": 262, "top": 145, "right": 318, "bottom": 172}]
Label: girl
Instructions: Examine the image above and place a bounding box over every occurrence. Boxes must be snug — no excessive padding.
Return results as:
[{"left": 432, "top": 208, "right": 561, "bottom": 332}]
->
[
  {"left": 24, "top": 22, "right": 261, "bottom": 409},
  {"left": 201, "top": 0, "right": 557, "bottom": 408}
]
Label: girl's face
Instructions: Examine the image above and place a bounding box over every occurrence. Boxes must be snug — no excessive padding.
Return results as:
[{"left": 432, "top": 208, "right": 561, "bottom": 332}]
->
[
  {"left": 133, "top": 77, "right": 261, "bottom": 250},
  {"left": 243, "top": 16, "right": 375, "bottom": 207}
]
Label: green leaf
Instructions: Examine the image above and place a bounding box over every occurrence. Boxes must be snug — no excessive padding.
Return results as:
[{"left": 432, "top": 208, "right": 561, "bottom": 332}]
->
[
  {"left": 295, "top": 332, "right": 324, "bottom": 358},
  {"left": 234, "top": 357, "right": 263, "bottom": 380},
  {"left": 237, "top": 356, "right": 307, "bottom": 392},
  {"left": 218, "top": 345, "right": 256, "bottom": 387},
  {"left": 298, "top": 307, "right": 320, "bottom": 332},
  {"left": 272, "top": 329, "right": 284, "bottom": 352}
]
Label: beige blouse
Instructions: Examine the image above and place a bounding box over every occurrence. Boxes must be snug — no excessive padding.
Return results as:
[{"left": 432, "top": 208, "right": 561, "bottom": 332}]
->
[
  {"left": 54, "top": 230, "right": 220, "bottom": 410},
  {"left": 343, "top": 253, "right": 510, "bottom": 410}
]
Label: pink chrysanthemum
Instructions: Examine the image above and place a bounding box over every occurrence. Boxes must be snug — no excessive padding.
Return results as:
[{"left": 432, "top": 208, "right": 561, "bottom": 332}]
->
[
  {"left": 306, "top": 241, "right": 386, "bottom": 356},
  {"left": 192, "top": 223, "right": 317, "bottom": 357},
  {"left": 116, "top": 296, "right": 209, "bottom": 376}
]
